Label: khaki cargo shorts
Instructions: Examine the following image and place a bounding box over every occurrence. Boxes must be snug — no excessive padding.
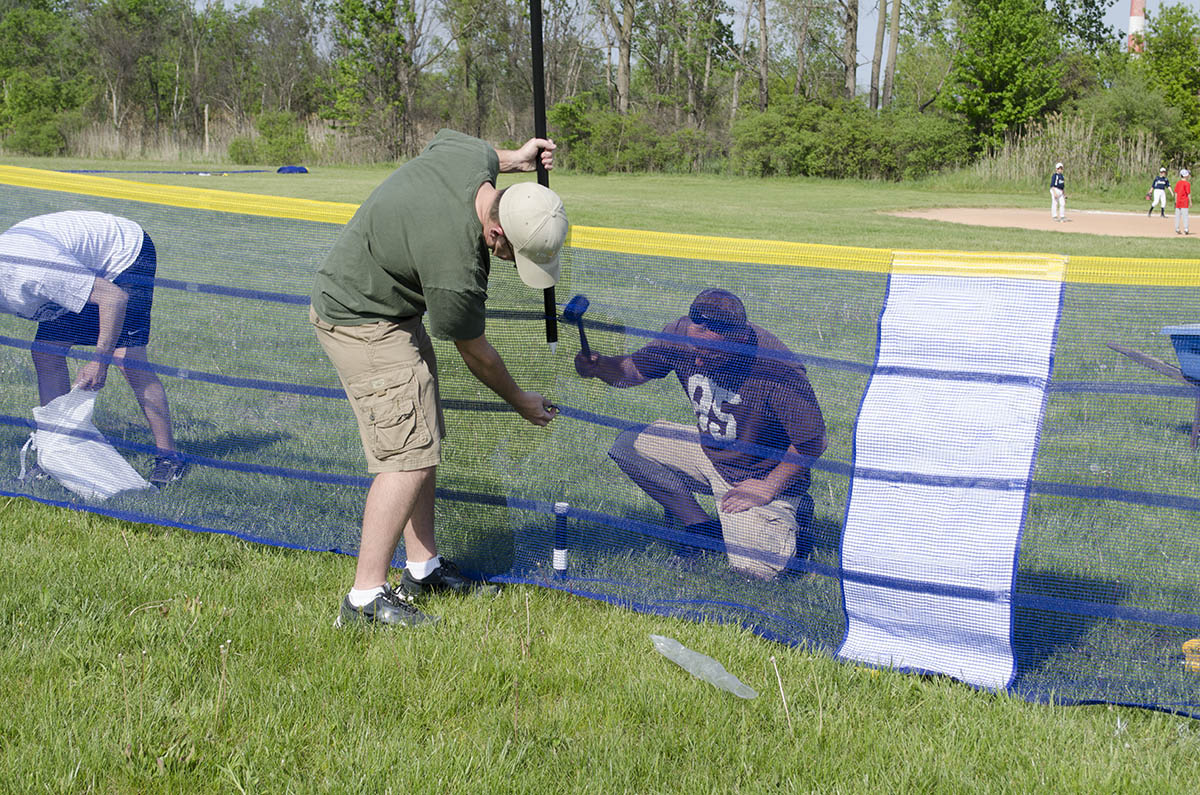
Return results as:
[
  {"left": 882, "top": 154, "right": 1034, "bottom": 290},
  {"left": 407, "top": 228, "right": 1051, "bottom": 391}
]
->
[
  {"left": 310, "top": 306, "right": 445, "bottom": 473},
  {"left": 610, "top": 419, "right": 798, "bottom": 579}
]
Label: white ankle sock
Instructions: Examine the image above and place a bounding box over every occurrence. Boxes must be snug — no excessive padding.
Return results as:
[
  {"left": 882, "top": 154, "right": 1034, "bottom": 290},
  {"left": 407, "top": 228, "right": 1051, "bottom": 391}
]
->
[
  {"left": 406, "top": 556, "right": 441, "bottom": 580},
  {"left": 348, "top": 585, "right": 385, "bottom": 607}
]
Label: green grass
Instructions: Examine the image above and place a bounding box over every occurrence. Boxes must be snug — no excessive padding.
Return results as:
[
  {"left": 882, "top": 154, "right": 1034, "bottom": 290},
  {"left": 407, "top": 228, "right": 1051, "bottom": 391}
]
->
[
  {"left": 4, "top": 155, "right": 1200, "bottom": 790},
  {"left": 6, "top": 496, "right": 1200, "bottom": 793}
]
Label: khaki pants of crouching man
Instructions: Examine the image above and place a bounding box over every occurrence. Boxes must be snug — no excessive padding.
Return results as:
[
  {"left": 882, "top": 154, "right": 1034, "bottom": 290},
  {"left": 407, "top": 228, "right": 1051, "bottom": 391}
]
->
[
  {"left": 309, "top": 307, "right": 445, "bottom": 473},
  {"left": 609, "top": 419, "right": 797, "bottom": 579}
]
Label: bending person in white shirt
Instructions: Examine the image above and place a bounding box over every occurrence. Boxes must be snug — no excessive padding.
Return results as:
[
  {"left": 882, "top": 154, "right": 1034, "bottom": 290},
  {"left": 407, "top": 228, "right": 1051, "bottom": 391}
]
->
[{"left": 0, "top": 210, "right": 187, "bottom": 487}]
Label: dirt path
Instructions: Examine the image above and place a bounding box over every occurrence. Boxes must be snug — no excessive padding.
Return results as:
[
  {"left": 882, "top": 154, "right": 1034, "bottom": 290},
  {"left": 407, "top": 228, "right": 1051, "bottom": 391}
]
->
[{"left": 889, "top": 207, "right": 1192, "bottom": 238}]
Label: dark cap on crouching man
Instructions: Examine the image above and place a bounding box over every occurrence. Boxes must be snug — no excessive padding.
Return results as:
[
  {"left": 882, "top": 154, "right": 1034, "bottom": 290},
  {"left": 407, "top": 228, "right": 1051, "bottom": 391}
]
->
[{"left": 310, "top": 129, "right": 568, "bottom": 627}]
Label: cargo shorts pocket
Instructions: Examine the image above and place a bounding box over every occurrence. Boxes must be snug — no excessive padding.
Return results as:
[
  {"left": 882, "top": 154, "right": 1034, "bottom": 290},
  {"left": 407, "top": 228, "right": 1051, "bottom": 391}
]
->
[{"left": 345, "top": 365, "right": 432, "bottom": 459}]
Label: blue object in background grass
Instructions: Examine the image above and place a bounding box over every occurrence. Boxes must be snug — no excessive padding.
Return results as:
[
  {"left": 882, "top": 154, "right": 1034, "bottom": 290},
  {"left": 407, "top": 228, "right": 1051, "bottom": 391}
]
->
[{"left": 276, "top": 165, "right": 308, "bottom": 174}]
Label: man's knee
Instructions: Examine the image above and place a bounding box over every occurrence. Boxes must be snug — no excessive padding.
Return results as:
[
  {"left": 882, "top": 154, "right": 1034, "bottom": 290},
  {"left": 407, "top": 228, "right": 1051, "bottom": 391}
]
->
[
  {"left": 114, "top": 348, "right": 151, "bottom": 377},
  {"left": 608, "top": 426, "right": 643, "bottom": 475}
]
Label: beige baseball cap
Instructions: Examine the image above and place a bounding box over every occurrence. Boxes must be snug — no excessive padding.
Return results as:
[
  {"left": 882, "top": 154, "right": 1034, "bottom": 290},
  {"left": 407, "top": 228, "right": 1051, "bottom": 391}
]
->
[{"left": 499, "top": 182, "right": 568, "bottom": 289}]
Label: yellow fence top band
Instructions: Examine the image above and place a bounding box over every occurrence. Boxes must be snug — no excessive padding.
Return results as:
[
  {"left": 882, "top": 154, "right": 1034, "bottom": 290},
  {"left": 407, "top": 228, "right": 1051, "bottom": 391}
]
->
[
  {"left": 893, "top": 250, "right": 1068, "bottom": 281},
  {"left": 0, "top": 164, "right": 357, "bottom": 225},
  {"left": 1066, "top": 255, "right": 1200, "bottom": 286},
  {"left": 3, "top": 164, "right": 1199, "bottom": 286},
  {"left": 567, "top": 225, "right": 894, "bottom": 274}
]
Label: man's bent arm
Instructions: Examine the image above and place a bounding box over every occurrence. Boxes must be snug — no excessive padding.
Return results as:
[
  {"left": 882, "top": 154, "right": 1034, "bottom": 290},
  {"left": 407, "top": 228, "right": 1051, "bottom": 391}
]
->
[
  {"left": 74, "top": 277, "right": 129, "bottom": 390},
  {"left": 721, "top": 443, "right": 814, "bottom": 513},
  {"left": 574, "top": 352, "right": 649, "bottom": 387},
  {"left": 496, "top": 138, "right": 555, "bottom": 173},
  {"left": 455, "top": 334, "right": 555, "bottom": 426},
  {"left": 758, "top": 443, "right": 806, "bottom": 498}
]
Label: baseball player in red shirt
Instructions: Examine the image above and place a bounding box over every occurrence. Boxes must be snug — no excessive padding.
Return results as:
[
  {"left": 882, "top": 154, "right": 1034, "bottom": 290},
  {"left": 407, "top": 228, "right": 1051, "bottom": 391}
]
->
[{"left": 1176, "top": 169, "right": 1191, "bottom": 235}]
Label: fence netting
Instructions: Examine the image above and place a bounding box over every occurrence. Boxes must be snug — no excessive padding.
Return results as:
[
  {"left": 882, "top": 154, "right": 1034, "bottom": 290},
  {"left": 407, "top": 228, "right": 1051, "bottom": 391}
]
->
[{"left": 3, "top": 167, "right": 1200, "bottom": 717}]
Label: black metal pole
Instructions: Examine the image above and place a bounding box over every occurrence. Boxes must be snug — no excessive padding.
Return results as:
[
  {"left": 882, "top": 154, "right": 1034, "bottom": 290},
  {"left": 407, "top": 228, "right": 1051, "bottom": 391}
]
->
[{"left": 529, "top": 0, "right": 557, "bottom": 348}]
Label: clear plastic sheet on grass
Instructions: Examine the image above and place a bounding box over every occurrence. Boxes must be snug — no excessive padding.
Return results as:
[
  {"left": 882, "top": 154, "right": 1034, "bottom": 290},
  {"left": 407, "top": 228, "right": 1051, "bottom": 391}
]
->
[{"left": 650, "top": 634, "right": 758, "bottom": 699}]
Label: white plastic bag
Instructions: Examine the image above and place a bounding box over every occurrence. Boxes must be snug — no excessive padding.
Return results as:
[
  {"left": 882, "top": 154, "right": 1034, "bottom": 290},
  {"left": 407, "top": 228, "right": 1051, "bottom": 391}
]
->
[{"left": 19, "top": 388, "right": 151, "bottom": 500}]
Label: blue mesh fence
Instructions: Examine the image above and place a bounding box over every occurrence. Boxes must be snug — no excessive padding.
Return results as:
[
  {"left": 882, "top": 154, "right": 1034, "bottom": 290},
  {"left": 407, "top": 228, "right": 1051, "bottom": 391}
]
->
[{"left": 3, "top": 171, "right": 1200, "bottom": 716}]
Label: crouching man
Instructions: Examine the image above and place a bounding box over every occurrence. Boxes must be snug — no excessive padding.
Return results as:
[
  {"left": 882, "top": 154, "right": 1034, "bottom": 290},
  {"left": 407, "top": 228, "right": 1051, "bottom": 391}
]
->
[{"left": 575, "top": 289, "right": 826, "bottom": 579}]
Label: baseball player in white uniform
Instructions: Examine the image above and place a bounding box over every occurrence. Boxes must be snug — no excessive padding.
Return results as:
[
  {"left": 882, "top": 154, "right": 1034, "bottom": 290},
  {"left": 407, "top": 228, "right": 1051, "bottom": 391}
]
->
[
  {"left": 1050, "top": 162, "right": 1066, "bottom": 222},
  {"left": 1149, "top": 167, "right": 1173, "bottom": 218}
]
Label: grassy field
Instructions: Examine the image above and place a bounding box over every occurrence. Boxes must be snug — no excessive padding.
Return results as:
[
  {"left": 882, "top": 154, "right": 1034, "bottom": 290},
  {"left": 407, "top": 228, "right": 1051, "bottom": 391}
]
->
[
  {"left": 3, "top": 155, "right": 1200, "bottom": 791},
  {"left": 11, "top": 496, "right": 1200, "bottom": 793}
]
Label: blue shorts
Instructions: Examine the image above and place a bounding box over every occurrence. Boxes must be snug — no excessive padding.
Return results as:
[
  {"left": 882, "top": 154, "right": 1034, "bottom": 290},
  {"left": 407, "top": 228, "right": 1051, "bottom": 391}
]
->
[{"left": 36, "top": 232, "right": 157, "bottom": 349}]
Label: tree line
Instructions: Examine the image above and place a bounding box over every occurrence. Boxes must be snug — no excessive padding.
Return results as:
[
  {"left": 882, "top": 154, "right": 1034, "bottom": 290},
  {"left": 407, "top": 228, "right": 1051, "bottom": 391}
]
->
[{"left": 3, "top": 0, "right": 1200, "bottom": 181}]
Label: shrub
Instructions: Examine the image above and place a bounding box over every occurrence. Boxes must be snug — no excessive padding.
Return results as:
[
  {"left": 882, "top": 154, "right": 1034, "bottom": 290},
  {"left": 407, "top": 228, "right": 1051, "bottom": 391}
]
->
[
  {"left": 0, "top": 69, "right": 88, "bottom": 156},
  {"left": 1071, "top": 67, "right": 1195, "bottom": 163},
  {"left": 885, "top": 109, "right": 974, "bottom": 180},
  {"left": 255, "top": 111, "right": 311, "bottom": 165},
  {"left": 548, "top": 97, "right": 724, "bottom": 174},
  {"left": 730, "top": 107, "right": 795, "bottom": 177},
  {"left": 227, "top": 137, "right": 258, "bottom": 165},
  {"left": 4, "top": 110, "right": 66, "bottom": 156},
  {"left": 731, "top": 97, "right": 968, "bottom": 180}
]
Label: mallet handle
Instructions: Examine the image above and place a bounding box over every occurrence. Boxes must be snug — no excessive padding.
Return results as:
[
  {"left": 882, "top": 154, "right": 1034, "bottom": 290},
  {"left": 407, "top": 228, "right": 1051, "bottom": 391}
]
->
[{"left": 576, "top": 320, "right": 591, "bottom": 357}]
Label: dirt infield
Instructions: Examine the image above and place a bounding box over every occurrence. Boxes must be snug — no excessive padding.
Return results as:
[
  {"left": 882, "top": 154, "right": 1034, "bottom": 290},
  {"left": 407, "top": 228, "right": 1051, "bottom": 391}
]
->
[{"left": 889, "top": 207, "right": 1192, "bottom": 238}]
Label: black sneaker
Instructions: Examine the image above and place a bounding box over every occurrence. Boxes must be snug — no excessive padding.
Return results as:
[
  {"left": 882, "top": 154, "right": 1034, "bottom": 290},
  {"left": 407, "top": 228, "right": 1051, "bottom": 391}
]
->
[
  {"left": 149, "top": 454, "right": 189, "bottom": 488},
  {"left": 398, "top": 559, "right": 494, "bottom": 599},
  {"left": 335, "top": 583, "right": 436, "bottom": 628}
]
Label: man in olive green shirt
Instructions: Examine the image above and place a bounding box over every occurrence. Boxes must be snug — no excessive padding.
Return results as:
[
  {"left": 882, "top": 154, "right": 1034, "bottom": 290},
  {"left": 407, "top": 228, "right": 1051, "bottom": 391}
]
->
[{"left": 311, "top": 129, "right": 568, "bottom": 627}]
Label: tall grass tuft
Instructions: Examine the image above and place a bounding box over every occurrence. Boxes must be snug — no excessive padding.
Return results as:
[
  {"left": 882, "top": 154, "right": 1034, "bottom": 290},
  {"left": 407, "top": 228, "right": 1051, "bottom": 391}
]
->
[
  {"left": 56, "top": 118, "right": 400, "bottom": 166},
  {"left": 968, "top": 113, "right": 1164, "bottom": 192},
  {"left": 66, "top": 121, "right": 253, "bottom": 163}
]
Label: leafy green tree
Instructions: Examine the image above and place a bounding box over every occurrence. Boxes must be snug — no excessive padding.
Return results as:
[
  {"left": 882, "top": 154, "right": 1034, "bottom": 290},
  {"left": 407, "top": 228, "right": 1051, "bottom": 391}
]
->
[
  {"left": 248, "top": 0, "right": 327, "bottom": 115},
  {"left": 193, "top": 3, "right": 264, "bottom": 127},
  {"left": 328, "top": 0, "right": 445, "bottom": 158},
  {"left": 595, "top": 0, "right": 635, "bottom": 112},
  {"left": 630, "top": 0, "right": 731, "bottom": 125},
  {"left": 543, "top": 0, "right": 606, "bottom": 107},
  {"left": 942, "top": 0, "right": 1066, "bottom": 150},
  {"left": 1143, "top": 3, "right": 1200, "bottom": 140},
  {"left": 328, "top": 0, "right": 411, "bottom": 157},
  {"left": 1048, "top": 0, "right": 1117, "bottom": 55},
  {"left": 80, "top": 0, "right": 188, "bottom": 135},
  {"left": 0, "top": 0, "right": 91, "bottom": 153},
  {"left": 439, "top": 0, "right": 508, "bottom": 137}
]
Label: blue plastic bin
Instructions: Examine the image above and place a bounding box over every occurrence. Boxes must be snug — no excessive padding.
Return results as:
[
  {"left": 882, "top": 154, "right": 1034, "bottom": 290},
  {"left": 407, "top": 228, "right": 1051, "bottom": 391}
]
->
[{"left": 1162, "top": 325, "right": 1200, "bottom": 384}]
